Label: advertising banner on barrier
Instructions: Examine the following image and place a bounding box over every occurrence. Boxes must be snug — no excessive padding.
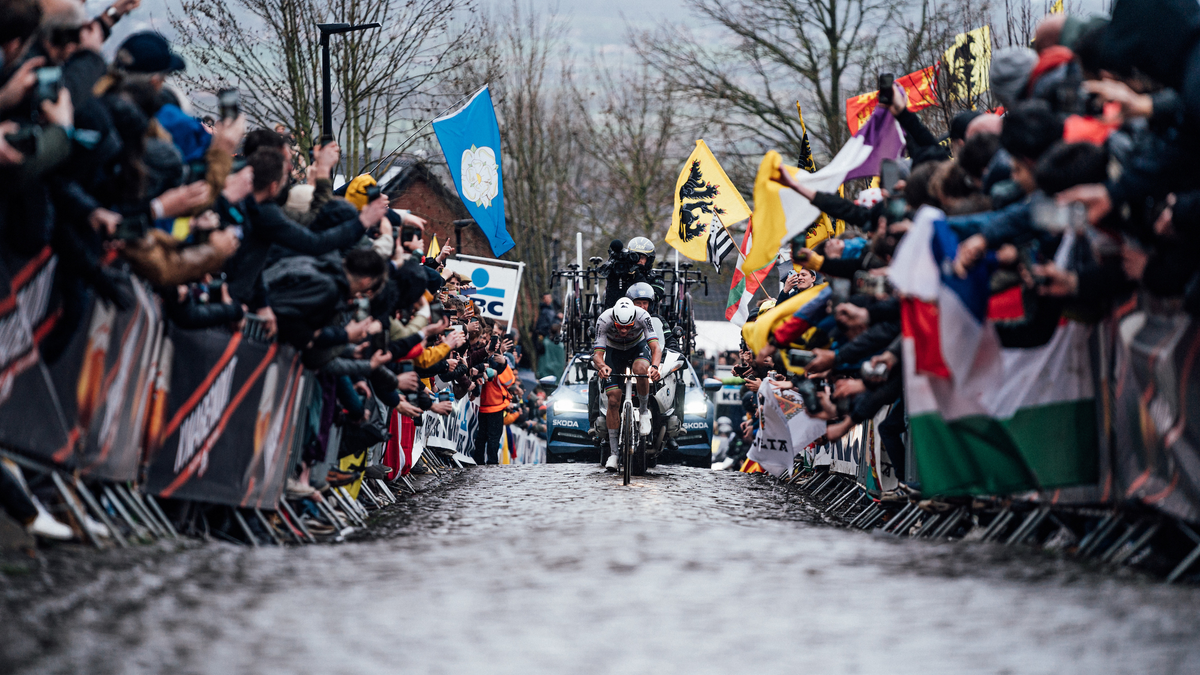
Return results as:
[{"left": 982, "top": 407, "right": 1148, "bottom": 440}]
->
[
  {"left": 1112, "top": 308, "right": 1200, "bottom": 523},
  {"left": 443, "top": 257, "right": 523, "bottom": 324},
  {"left": 239, "top": 361, "right": 307, "bottom": 509},
  {"left": 828, "top": 422, "right": 866, "bottom": 477},
  {"left": 869, "top": 407, "right": 899, "bottom": 495},
  {"left": 143, "top": 327, "right": 299, "bottom": 507},
  {"left": 0, "top": 249, "right": 73, "bottom": 464},
  {"left": 48, "top": 279, "right": 163, "bottom": 481}
]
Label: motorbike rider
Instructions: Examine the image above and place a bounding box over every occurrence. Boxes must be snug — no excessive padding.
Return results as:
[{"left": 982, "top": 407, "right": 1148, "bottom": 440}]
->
[
  {"left": 602, "top": 237, "right": 665, "bottom": 309},
  {"left": 594, "top": 297, "right": 662, "bottom": 471},
  {"left": 625, "top": 282, "right": 680, "bottom": 353}
]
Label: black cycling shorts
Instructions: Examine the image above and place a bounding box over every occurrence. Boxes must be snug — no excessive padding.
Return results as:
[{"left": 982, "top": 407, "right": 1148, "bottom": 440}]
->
[{"left": 599, "top": 340, "right": 651, "bottom": 392}]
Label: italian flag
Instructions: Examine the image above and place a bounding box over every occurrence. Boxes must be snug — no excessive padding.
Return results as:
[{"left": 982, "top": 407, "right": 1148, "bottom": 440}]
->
[
  {"left": 726, "top": 215, "right": 776, "bottom": 326},
  {"left": 889, "top": 207, "right": 1098, "bottom": 496}
]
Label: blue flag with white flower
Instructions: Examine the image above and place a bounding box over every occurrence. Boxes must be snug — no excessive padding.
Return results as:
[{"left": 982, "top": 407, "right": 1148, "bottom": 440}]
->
[{"left": 432, "top": 86, "right": 514, "bottom": 256}]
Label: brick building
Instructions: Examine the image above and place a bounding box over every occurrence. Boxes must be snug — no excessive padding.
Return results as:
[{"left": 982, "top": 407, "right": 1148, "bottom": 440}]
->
[{"left": 378, "top": 156, "right": 494, "bottom": 257}]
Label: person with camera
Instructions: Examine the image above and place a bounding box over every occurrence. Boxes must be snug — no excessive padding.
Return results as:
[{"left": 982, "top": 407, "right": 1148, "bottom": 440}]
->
[
  {"left": 601, "top": 236, "right": 664, "bottom": 310},
  {"left": 475, "top": 348, "right": 518, "bottom": 465},
  {"left": 223, "top": 145, "right": 387, "bottom": 338},
  {"left": 777, "top": 268, "right": 817, "bottom": 305}
]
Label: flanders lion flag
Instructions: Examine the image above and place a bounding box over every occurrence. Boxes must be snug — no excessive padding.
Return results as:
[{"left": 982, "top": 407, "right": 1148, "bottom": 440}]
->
[{"left": 666, "top": 140, "right": 751, "bottom": 263}]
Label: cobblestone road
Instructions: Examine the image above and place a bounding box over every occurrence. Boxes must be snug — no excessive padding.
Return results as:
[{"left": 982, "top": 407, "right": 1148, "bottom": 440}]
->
[{"left": 4, "top": 464, "right": 1200, "bottom": 674}]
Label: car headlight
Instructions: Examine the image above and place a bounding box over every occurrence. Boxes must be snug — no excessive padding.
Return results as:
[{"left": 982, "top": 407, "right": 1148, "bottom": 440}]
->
[
  {"left": 553, "top": 399, "right": 588, "bottom": 414},
  {"left": 684, "top": 400, "right": 708, "bottom": 416}
]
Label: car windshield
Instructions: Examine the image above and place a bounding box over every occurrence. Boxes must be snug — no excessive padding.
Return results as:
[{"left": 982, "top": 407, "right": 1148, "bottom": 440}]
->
[{"left": 561, "top": 356, "right": 591, "bottom": 386}]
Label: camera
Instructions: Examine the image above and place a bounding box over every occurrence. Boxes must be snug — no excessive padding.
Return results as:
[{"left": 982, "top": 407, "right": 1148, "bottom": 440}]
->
[
  {"left": 861, "top": 361, "right": 888, "bottom": 379},
  {"left": 1030, "top": 192, "right": 1086, "bottom": 234},
  {"left": 352, "top": 297, "right": 370, "bottom": 322},
  {"left": 365, "top": 184, "right": 383, "bottom": 202},
  {"left": 4, "top": 125, "right": 39, "bottom": 155},
  {"left": 217, "top": 87, "right": 239, "bottom": 121},
  {"left": 877, "top": 73, "right": 895, "bottom": 107},
  {"left": 787, "top": 349, "right": 815, "bottom": 366},
  {"left": 794, "top": 377, "right": 826, "bottom": 413},
  {"left": 115, "top": 214, "right": 149, "bottom": 242}
]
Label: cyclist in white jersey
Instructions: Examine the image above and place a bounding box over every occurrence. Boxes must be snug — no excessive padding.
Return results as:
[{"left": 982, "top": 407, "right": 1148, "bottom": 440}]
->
[{"left": 594, "top": 298, "right": 661, "bottom": 470}]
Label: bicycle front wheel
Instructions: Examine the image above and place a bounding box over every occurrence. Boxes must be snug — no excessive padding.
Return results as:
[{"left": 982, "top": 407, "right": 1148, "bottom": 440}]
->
[{"left": 621, "top": 401, "right": 634, "bottom": 486}]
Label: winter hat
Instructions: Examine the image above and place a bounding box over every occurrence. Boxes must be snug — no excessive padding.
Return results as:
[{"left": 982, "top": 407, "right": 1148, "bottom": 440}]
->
[{"left": 990, "top": 47, "right": 1038, "bottom": 109}]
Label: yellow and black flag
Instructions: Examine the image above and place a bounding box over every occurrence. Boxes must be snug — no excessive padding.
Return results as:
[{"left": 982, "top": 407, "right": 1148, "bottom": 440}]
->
[
  {"left": 795, "top": 102, "right": 818, "bottom": 173},
  {"left": 796, "top": 103, "right": 844, "bottom": 249},
  {"left": 943, "top": 26, "right": 992, "bottom": 102},
  {"left": 666, "top": 140, "right": 751, "bottom": 265}
]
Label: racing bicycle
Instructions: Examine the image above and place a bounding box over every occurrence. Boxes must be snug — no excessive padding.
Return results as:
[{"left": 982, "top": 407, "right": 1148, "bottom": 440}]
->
[{"left": 612, "top": 369, "right": 651, "bottom": 485}]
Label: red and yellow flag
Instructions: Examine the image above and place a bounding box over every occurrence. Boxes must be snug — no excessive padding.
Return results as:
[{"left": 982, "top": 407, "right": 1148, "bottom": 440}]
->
[{"left": 845, "top": 66, "right": 938, "bottom": 134}]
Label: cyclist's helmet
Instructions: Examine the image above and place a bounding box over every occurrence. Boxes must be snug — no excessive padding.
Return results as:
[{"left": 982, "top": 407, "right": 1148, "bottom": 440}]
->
[
  {"left": 626, "top": 237, "right": 656, "bottom": 263},
  {"left": 612, "top": 297, "right": 637, "bottom": 327},
  {"left": 626, "top": 282, "right": 655, "bottom": 303}
]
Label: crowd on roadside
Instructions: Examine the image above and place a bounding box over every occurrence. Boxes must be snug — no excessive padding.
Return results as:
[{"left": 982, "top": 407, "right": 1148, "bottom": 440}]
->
[
  {"left": 727, "top": 0, "right": 1200, "bottom": 502},
  {"left": 0, "top": 0, "right": 544, "bottom": 541}
]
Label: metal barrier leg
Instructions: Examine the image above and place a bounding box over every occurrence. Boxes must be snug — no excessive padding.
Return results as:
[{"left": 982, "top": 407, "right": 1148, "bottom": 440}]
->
[
  {"left": 104, "top": 485, "right": 150, "bottom": 541},
  {"left": 374, "top": 479, "right": 397, "bottom": 504},
  {"left": 913, "top": 513, "right": 943, "bottom": 538},
  {"left": 141, "top": 493, "right": 179, "bottom": 539},
  {"left": 860, "top": 507, "right": 888, "bottom": 530},
  {"left": 1113, "top": 522, "right": 1161, "bottom": 566},
  {"left": 317, "top": 498, "right": 350, "bottom": 532},
  {"left": 133, "top": 490, "right": 178, "bottom": 539},
  {"left": 253, "top": 508, "right": 283, "bottom": 546},
  {"left": 827, "top": 485, "right": 859, "bottom": 513},
  {"left": 73, "top": 477, "right": 127, "bottom": 548},
  {"left": 932, "top": 507, "right": 967, "bottom": 539},
  {"left": 888, "top": 504, "right": 924, "bottom": 536},
  {"left": 1006, "top": 507, "right": 1051, "bottom": 546},
  {"left": 118, "top": 485, "right": 166, "bottom": 539},
  {"left": 1100, "top": 521, "right": 1142, "bottom": 562},
  {"left": 274, "top": 503, "right": 306, "bottom": 544},
  {"left": 337, "top": 487, "right": 369, "bottom": 523},
  {"left": 1077, "top": 512, "right": 1119, "bottom": 557},
  {"left": 51, "top": 472, "right": 102, "bottom": 548},
  {"left": 978, "top": 508, "right": 1011, "bottom": 543},
  {"left": 1167, "top": 522, "right": 1200, "bottom": 584},
  {"left": 280, "top": 499, "right": 317, "bottom": 543},
  {"left": 881, "top": 503, "right": 914, "bottom": 534},
  {"left": 232, "top": 508, "right": 260, "bottom": 547}
]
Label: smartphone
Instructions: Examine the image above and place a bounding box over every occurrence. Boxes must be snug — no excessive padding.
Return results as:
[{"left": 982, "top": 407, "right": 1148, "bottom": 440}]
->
[
  {"left": 450, "top": 325, "right": 465, "bottom": 333},
  {"left": 428, "top": 301, "right": 444, "bottom": 324},
  {"left": 33, "top": 67, "right": 63, "bottom": 120},
  {"left": 217, "top": 88, "right": 239, "bottom": 121},
  {"left": 877, "top": 73, "right": 895, "bottom": 106},
  {"left": 880, "top": 158, "right": 901, "bottom": 194}
]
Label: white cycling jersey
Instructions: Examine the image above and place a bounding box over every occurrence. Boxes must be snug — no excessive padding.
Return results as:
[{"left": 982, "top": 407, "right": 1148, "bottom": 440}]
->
[{"left": 594, "top": 306, "right": 658, "bottom": 352}]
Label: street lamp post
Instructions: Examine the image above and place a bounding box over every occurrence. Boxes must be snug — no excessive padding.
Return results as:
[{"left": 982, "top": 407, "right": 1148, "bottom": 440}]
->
[{"left": 316, "top": 22, "right": 382, "bottom": 145}]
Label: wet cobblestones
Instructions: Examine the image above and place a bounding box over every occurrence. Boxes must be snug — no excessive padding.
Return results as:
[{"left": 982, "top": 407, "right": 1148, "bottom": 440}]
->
[{"left": 4, "top": 464, "right": 1200, "bottom": 674}]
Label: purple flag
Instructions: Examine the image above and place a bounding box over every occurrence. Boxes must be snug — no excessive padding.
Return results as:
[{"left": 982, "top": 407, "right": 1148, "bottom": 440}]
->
[{"left": 845, "top": 106, "right": 906, "bottom": 181}]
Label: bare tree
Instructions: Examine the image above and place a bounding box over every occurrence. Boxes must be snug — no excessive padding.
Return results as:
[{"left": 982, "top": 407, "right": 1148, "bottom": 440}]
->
[
  {"left": 170, "top": 0, "right": 483, "bottom": 176},
  {"left": 571, "top": 61, "right": 682, "bottom": 248},
  {"left": 631, "top": 0, "right": 902, "bottom": 165}
]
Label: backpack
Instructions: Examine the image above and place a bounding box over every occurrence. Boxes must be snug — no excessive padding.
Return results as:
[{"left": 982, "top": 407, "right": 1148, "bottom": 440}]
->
[{"left": 262, "top": 255, "right": 342, "bottom": 346}]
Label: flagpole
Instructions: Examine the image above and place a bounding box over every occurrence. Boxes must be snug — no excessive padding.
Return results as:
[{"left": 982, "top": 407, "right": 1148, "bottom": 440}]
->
[{"left": 360, "top": 86, "right": 483, "bottom": 179}]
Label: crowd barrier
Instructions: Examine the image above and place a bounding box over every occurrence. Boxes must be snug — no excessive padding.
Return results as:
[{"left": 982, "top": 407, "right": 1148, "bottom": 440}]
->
[
  {"left": 737, "top": 299, "right": 1200, "bottom": 582},
  {"left": 0, "top": 249, "right": 545, "bottom": 548}
]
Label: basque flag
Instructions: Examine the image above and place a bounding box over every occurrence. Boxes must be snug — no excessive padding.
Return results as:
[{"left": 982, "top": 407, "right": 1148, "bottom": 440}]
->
[{"left": 432, "top": 86, "right": 515, "bottom": 256}]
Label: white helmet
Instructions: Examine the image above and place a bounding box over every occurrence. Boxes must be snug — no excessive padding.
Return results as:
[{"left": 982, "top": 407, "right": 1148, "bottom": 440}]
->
[
  {"left": 627, "top": 237, "right": 655, "bottom": 260},
  {"left": 612, "top": 297, "right": 637, "bottom": 327}
]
